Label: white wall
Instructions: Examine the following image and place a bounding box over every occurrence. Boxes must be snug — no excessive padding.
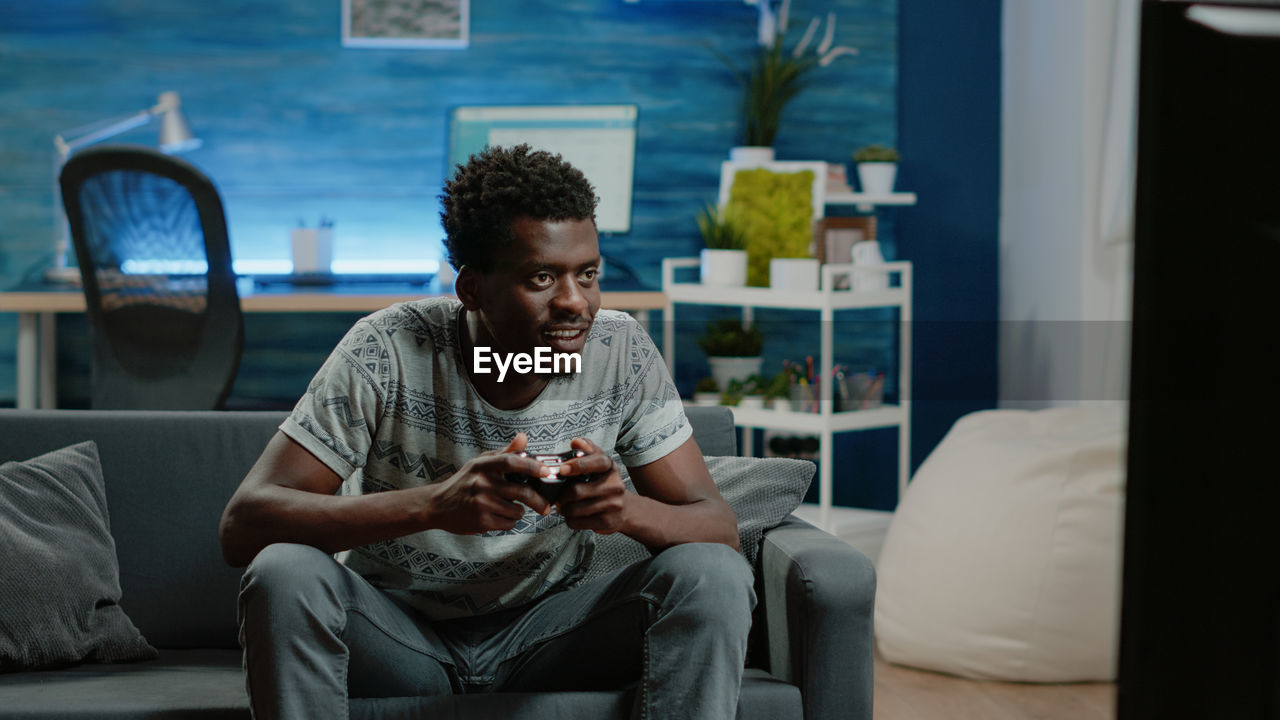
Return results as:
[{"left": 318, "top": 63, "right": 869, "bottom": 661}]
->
[{"left": 1000, "top": 0, "right": 1135, "bottom": 409}]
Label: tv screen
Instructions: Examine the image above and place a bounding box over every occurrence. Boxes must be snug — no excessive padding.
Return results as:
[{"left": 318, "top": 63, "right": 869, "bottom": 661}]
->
[{"left": 447, "top": 105, "right": 638, "bottom": 234}]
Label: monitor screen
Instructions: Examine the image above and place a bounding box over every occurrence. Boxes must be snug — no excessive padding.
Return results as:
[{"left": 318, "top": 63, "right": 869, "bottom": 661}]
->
[{"left": 447, "top": 105, "right": 638, "bottom": 233}]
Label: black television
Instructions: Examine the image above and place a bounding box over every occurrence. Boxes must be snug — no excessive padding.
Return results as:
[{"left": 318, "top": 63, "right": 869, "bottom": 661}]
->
[{"left": 1121, "top": 1, "right": 1280, "bottom": 718}]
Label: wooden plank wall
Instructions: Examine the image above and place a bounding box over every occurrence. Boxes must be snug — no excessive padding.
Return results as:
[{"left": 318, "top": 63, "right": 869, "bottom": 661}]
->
[{"left": 0, "top": 0, "right": 897, "bottom": 406}]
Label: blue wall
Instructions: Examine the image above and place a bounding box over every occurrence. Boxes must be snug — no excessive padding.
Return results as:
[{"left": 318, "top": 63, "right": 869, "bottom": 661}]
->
[
  {"left": 1, "top": 0, "right": 999, "bottom": 508},
  {"left": 895, "top": 0, "right": 1001, "bottom": 490}
]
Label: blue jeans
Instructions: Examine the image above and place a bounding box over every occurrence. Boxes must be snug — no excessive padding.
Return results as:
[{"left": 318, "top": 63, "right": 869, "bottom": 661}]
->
[{"left": 237, "top": 542, "right": 756, "bottom": 720}]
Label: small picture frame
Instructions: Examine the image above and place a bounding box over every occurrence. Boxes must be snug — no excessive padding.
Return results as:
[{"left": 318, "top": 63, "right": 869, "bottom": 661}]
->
[
  {"left": 813, "top": 216, "right": 877, "bottom": 264},
  {"left": 813, "top": 216, "right": 878, "bottom": 290},
  {"left": 342, "top": 0, "right": 469, "bottom": 49}
]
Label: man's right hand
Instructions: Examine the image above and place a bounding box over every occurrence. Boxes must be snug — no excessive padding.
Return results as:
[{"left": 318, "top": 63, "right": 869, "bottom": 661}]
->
[{"left": 423, "top": 432, "right": 554, "bottom": 535}]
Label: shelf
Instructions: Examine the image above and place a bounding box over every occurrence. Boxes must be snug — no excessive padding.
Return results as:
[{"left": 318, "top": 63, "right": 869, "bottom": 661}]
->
[
  {"left": 825, "top": 191, "right": 918, "bottom": 207},
  {"left": 662, "top": 260, "right": 910, "bottom": 311},
  {"left": 705, "top": 404, "right": 907, "bottom": 433},
  {"left": 662, "top": 257, "right": 913, "bottom": 530},
  {"left": 664, "top": 282, "right": 907, "bottom": 311}
]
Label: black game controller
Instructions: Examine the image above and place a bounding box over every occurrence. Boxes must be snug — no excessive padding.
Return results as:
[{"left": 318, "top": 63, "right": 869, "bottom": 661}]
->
[{"left": 506, "top": 449, "right": 589, "bottom": 502}]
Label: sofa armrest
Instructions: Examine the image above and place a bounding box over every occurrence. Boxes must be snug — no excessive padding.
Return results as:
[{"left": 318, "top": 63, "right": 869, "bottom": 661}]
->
[{"left": 759, "top": 514, "right": 876, "bottom": 720}]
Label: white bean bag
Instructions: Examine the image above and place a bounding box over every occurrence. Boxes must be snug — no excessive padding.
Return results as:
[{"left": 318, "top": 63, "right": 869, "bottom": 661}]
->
[{"left": 874, "top": 405, "right": 1126, "bottom": 682}]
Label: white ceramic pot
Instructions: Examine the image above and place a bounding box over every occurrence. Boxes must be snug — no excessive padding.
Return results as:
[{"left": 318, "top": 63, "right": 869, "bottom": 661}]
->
[
  {"left": 850, "top": 240, "right": 890, "bottom": 292},
  {"left": 769, "top": 258, "right": 820, "bottom": 291},
  {"left": 708, "top": 356, "right": 762, "bottom": 391},
  {"left": 699, "top": 248, "right": 748, "bottom": 287},
  {"left": 738, "top": 395, "right": 765, "bottom": 411},
  {"left": 856, "top": 162, "right": 898, "bottom": 195},
  {"left": 729, "top": 146, "right": 776, "bottom": 164},
  {"left": 693, "top": 392, "right": 722, "bottom": 407}
]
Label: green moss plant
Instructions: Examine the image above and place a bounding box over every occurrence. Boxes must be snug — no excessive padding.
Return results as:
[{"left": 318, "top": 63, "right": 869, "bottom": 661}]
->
[{"left": 725, "top": 168, "right": 815, "bottom": 286}]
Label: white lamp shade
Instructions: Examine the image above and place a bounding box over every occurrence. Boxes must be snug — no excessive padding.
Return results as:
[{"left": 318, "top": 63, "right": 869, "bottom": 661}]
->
[{"left": 155, "top": 91, "right": 202, "bottom": 154}]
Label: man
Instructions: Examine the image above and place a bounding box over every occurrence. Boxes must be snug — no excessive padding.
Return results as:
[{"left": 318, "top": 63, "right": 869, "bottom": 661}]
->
[{"left": 218, "top": 144, "right": 755, "bottom": 720}]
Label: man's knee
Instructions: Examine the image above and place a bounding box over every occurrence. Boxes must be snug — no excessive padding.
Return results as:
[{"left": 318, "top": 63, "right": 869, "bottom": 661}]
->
[
  {"left": 647, "top": 543, "right": 756, "bottom": 624},
  {"left": 652, "top": 542, "right": 753, "bottom": 584},
  {"left": 241, "top": 543, "right": 344, "bottom": 602}
]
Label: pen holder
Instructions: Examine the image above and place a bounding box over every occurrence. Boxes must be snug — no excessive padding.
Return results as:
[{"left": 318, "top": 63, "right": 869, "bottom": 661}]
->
[
  {"left": 845, "top": 371, "right": 885, "bottom": 410},
  {"left": 291, "top": 227, "right": 333, "bottom": 274},
  {"left": 789, "top": 381, "right": 818, "bottom": 413}
]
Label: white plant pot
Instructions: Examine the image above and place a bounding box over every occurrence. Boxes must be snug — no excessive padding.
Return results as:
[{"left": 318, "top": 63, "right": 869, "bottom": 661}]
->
[
  {"left": 856, "top": 162, "right": 898, "bottom": 195},
  {"left": 729, "top": 146, "right": 775, "bottom": 164},
  {"left": 769, "top": 258, "right": 820, "bottom": 291},
  {"left": 850, "top": 240, "right": 890, "bottom": 292},
  {"left": 708, "top": 356, "right": 762, "bottom": 391},
  {"left": 700, "top": 248, "right": 748, "bottom": 287},
  {"left": 738, "top": 395, "right": 765, "bottom": 410}
]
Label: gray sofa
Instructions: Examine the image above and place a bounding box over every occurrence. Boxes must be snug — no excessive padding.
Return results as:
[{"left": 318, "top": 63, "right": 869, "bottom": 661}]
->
[{"left": 0, "top": 407, "right": 875, "bottom": 720}]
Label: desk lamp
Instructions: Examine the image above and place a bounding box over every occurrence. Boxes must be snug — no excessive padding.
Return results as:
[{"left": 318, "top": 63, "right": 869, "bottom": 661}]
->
[{"left": 47, "top": 91, "right": 203, "bottom": 283}]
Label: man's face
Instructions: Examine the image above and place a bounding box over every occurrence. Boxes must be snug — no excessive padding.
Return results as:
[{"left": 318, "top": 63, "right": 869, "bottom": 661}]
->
[{"left": 471, "top": 217, "right": 602, "bottom": 364}]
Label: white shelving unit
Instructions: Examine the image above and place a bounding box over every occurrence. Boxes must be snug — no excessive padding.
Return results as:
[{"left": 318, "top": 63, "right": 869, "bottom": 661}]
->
[
  {"left": 826, "top": 190, "right": 918, "bottom": 212},
  {"left": 662, "top": 258, "right": 913, "bottom": 531}
]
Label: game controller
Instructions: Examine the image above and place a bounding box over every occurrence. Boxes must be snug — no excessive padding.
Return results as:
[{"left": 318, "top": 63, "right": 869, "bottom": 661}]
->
[{"left": 506, "top": 449, "right": 590, "bottom": 502}]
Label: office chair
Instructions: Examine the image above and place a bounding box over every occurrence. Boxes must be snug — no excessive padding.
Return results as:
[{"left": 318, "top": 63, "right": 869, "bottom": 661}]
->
[{"left": 59, "top": 145, "right": 244, "bottom": 409}]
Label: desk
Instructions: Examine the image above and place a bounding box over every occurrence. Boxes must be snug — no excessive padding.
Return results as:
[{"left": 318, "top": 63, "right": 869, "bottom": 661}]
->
[{"left": 1, "top": 286, "right": 667, "bottom": 409}]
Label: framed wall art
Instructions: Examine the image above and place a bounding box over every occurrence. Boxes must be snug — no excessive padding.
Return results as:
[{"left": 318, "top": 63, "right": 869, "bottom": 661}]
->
[{"left": 342, "top": 0, "right": 469, "bottom": 49}]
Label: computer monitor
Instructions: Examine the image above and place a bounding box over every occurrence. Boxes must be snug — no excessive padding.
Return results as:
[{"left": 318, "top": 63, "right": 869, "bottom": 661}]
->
[{"left": 446, "top": 105, "right": 638, "bottom": 234}]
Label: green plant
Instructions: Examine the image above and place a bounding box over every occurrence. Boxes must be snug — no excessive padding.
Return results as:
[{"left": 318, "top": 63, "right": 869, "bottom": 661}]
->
[
  {"left": 853, "top": 144, "right": 900, "bottom": 163},
  {"left": 725, "top": 167, "right": 815, "bottom": 286},
  {"left": 716, "top": 9, "right": 858, "bottom": 147},
  {"left": 744, "top": 373, "right": 768, "bottom": 396},
  {"left": 764, "top": 371, "right": 792, "bottom": 400},
  {"left": 696, "top": 203, "right": 749, "bottom": 251},
  {"left": 721, "top": 378, "right": 746, "bottom": 406},
  {"left": 697, "top": 318, "right": 764, "bottom": 357},
  {"left": 695, "top": 376, "right": 720, "bottom": 393}
]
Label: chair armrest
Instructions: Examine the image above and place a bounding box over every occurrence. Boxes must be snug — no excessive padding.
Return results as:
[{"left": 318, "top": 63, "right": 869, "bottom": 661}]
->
[{"left": 759, "top": 514, "right": 876, "bottom": 720}]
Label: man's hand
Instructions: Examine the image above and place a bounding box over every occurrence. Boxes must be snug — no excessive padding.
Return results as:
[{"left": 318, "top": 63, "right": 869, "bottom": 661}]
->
[
  {"left": 425, "top": 432, "right": 554, "bottom": 535},
  {"left": 554, "top": 437, "right": 630, "bottom": 534}
]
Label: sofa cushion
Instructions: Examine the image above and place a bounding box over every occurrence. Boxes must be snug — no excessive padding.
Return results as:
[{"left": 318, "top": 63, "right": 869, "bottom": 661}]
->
[
  {"left": 0, "top": 410, "right": 289, "bottom": 650},
  {"left": 586, "top": 455, "right": 815, "bottom": 581},
  {"left": 0, "top": 441, "right": 157, "bottom": 672},
  {"left": 874, "top": 405, "right": 1126, "bottom": 682},
  {"left": 0, "top": 648, "right": 246, "bottom": 719}
]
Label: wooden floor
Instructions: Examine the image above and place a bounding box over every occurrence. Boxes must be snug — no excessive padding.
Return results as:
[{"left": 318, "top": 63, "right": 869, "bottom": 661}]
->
[{"left": 873, "top": 652, "right": 1116, "bottom": 720}]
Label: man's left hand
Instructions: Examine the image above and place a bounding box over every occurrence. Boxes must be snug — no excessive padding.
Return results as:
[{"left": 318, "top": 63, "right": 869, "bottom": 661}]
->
[{"left": 554, "top": 437, "right": 629, "bottom": 534}]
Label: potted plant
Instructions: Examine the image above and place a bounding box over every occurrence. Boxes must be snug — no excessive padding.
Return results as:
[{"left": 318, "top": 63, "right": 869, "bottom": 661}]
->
[
  {"left": 738, "top": 373, "right": 768, "bottom": 410},
  {"left": 719, "top": 6, "right": 859, "bottom": 161},
  {"left": 696, "top": 203, "right": 749, "bottom": 287},
  {"left": 697, "top": 318, "right": 764, "bottom": 390},
  {"left": 693, "top": 376, "right": 721, "bottom": 406},
  {"left": 764, "top": 367, "right": 796, "bottom": 412},
  {"left": 720, "top": 378, "right": 746, "bottom": 407},
  {"left": 852, "top": 144, "right": 900, "bottom": 196}
]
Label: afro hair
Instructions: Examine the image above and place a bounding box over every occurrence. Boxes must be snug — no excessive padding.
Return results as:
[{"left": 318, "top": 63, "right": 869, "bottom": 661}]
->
[{"left": 439, "top": 144, "right": 598, "bottom": 272}]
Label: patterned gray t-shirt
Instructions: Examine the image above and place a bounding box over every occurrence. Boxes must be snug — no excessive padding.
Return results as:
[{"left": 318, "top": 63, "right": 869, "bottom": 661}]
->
[{"left": 281, "top": 297, "right": 690, "bottom": 620}]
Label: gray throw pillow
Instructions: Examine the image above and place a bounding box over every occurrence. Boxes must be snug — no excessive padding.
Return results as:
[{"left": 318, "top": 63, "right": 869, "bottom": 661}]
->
[
  {"left": 0, "top": 441, "right": 157, "bottom": 672},
  {"left": 585, "top": 455, "right": 815, "bottom": 581}
]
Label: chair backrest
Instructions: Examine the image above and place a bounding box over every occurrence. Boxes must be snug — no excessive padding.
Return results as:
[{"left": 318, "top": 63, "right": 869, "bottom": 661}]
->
[{"left": 59, "top": 145, "right": 244, "bottom": 409}]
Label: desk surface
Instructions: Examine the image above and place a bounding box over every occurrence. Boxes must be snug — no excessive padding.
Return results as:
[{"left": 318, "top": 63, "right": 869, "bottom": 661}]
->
[
  {"left": 2, "top": 284, "right": 666, "bottom": 410},
  {"left": 0, "top": 286, "right": 667, "bottom": 313}
]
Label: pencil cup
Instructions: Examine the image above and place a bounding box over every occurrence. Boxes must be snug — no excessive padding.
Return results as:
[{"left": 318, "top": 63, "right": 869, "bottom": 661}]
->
[{"left": 291, "top": 228, "right": 333, "bottom": 274}]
